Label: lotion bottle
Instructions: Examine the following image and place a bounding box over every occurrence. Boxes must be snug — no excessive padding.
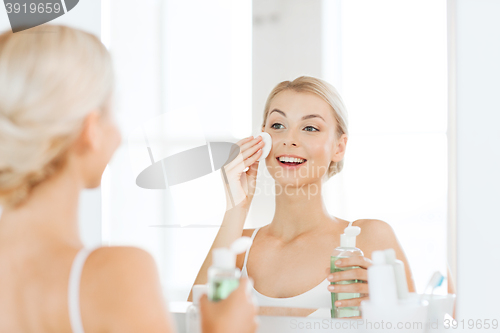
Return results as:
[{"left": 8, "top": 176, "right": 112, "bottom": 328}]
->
[
  {"left": 384, "top": 248, "right": 409, "bottom": 300},
  {"left": 208, "top": 237, "right": 252, "bottom": 301},
  {"left": 330, "top": 224, "right": 363, "bottom": 318}
]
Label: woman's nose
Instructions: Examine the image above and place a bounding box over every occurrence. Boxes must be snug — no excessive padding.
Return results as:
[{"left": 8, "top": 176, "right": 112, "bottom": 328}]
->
[{"left": 282, "top": 131, "right": 298, "bottom": 147}]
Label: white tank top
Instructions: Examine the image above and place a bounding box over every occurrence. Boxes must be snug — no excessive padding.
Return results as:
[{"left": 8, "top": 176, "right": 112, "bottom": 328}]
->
[
  {"left": 68, "top": 248, "right": 96, "bottom": 333},
  {"left": 241, "top": 228, "right": 331, "bottom": 317}
]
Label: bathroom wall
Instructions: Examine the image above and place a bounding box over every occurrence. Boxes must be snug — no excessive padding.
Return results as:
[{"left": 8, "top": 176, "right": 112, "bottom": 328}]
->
[{"left": 453, "top": 0, "right": 500, "bottom": 319}]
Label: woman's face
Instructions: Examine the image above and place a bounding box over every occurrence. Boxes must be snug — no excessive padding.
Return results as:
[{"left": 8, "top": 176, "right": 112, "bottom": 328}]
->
[{"left": 262, "top": 90, "right": 346, "bottom": 187}]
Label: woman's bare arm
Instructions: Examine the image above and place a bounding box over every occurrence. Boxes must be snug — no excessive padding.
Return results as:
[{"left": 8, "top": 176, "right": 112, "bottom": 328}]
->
[
  {"left": 188, "top": 136, "right": 263, "bottom": 301},
  {"left": 188, "top": 205, "right": 250, "bottom": 301}
]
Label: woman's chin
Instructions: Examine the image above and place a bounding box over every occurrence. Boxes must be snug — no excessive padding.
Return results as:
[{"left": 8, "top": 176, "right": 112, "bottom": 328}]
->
[{"left": 273, "top": 177, "right": 317, "bottom": 187}]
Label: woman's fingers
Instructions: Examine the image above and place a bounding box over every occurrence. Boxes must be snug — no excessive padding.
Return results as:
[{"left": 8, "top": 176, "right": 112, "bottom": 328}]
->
[
  {"left": 328, "top": 268, "right": 368, "bottom": 283},
  {"left": 223, "top": 148, "right": 262, "bottom": 178},
  {"left": 221, "top": 136, "right": 265, "bottom": 210},
  {"left": 333, "top": 256, "right": 373, "bottom": 269},
  {"left": 328, "top": 282, "right": 369, "bottom": 294},
  {"left": 224, "top": 137, "right": 263, "bottom": 173},
  {"left": 240, "top": 137, "right": 263, "bottom": 161},
  {"left": 333, "top": 296, "right": 369, "bottom": 308},
  {"left": 246, "top": 153, "right": 261, "bottom": 179},
  {"left": 239, "top": 135, "right": 261, "bottom": 149},
  {"left": 245, "top": 148, "right": 262, "bottom": 168},
  {"left": 235, "top": 136, "right": 255, "bottom": 146}
]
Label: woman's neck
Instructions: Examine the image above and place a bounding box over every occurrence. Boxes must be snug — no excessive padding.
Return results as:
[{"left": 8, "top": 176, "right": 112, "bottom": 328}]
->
[
  {"left": 269, "top": 180, "right": 335, "bottom": 241},
  {"left": 0, "top": 165, "right": 83, "bottom": 249}
]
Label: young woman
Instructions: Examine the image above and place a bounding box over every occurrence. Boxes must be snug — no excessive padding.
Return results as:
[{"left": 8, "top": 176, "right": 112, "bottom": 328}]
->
[
  {"left": 191, "top": 76, "right": 416, "bottom": 317},
  {"left": 0, "top": 25, "right": 257, "bottom": 333}
]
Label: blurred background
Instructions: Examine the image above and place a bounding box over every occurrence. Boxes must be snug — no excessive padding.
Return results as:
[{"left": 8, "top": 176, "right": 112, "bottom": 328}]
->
[{"left": 100, "top": 0, "right": 448, "bottom": 301}]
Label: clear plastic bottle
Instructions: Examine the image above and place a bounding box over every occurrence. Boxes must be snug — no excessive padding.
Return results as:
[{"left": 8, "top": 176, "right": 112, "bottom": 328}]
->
[
  {"left": 208, "top": 250, "right": 241, "bottom": 301},
  {"left": 331, "top": 225, "right": 363, "bottom": 318},
  {"left": 208, "top": 237, "right": 252, "bottom": 302}
]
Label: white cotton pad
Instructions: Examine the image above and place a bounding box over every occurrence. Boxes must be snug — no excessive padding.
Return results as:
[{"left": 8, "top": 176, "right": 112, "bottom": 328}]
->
[{"left": 256, "top": 131, "right": 272, "bottom": 162}]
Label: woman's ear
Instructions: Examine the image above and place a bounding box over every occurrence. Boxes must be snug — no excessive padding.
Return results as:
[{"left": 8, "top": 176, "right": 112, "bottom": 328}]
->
[
  {"left": 73, "top": 111, "right": 101, "bottom": 155},
  {"left": 331, "top": 134, "right": 348, "bottom": 163}
]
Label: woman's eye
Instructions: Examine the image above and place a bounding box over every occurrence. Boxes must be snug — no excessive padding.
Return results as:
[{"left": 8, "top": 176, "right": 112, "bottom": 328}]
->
[{"left": 271, "top": 123, "right": 318, "bottom": 131}]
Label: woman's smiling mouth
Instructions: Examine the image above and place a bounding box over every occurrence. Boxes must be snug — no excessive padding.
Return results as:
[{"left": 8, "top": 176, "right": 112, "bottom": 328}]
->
[{"left": 276, "top": 155, "right": 307, "bottom": 169}]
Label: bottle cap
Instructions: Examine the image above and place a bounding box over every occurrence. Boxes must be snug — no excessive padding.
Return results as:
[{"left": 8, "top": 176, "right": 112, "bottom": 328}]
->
[
  {"left": 368, "top": 250, "right": 398, "bottom": 306},
  {"left": 212, "top": 248, "right": 235, "bottom": 269},
  {"left": 340, "top": 226, "right": 361, "bottom": 247},
  {"left": 372, "top": 250, "right": 387, "bottom": 265},
  {"left": 384, "top": 248, "right": 396, "bottom": 264},
  {"left": 192, "top": 285, "right": 208, "bottom": 305},
  {"left": 230, "top": 236, "right": 253, "bottom": 254},
  {"left": 212, "top": 236, "right": 253, "bottom": 270}
]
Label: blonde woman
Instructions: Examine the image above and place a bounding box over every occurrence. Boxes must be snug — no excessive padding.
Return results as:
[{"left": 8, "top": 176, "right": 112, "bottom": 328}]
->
[
  {"left": 0, "top": 25, "right": 257, "bottom": 333},
  {"left": 191, "top": 76, "right": 416, "bottom": 316}
]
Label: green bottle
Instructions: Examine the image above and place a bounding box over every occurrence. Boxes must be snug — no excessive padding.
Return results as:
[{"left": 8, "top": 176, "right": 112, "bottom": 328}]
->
[
  {"left": 208, "top": 265, "right": 240, "bottom": 302},
  {"left": 331, "top": 225, "right": 363, "bottom": 318},
  {"left": 208, "top": 237, "right": 252, "bottom": 302}
]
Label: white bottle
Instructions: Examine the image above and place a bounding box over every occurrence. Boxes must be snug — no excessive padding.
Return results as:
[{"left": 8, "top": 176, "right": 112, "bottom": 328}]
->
[
  {"left": 362, "top": 251, "right": 428, "bottom": 333},
  {"left": 208, "top": 237, "right": 253, "bottom": 301},
  {"left": 368, "top": 250, "right": 398, "bottom": 306},
  {"left": 384, "top": 248, "right": 409, "bottom": 300},
  {"left": 186, "top": 285, "right": 207, "bottom": 333}
]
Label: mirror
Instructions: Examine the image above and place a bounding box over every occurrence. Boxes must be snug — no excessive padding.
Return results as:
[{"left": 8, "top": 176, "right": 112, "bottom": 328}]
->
[{"left": 103, "top": 0, "right": 450, "bottom": 311}]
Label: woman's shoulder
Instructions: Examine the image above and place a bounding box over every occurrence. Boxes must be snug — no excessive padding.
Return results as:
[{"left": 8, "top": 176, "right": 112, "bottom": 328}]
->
[
  {"left": 350, "top": 219, "right": 399, "bottom": 258},
  {"left": 351, "top": 218, "right": 393, "bottom": 232},
  {"left": 90, "top": 245, "right": 154, "bottom": 260},
  {"left": 80, "top": 246, "right": 170, "bottom": 332},
  {"left": 85, "top": 246, "right": 157, "bottom": 281},
  {"left": 84, "top": 245, "right": 160, "bottom": 290},
  {"left": 82, "top": 246, "right": 160, "bottom": 301},
  {"left": 335, "top": 218, "right": 394, "bottom": 238},
  {"left": 350, "top": 219, "right": 415, "bottom": 291}
]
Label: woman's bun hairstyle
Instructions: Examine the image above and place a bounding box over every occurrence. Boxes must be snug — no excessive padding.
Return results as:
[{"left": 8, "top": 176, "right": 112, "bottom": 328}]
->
[{"left": 0, "top": 25, "right": 113, "bottom": 207}]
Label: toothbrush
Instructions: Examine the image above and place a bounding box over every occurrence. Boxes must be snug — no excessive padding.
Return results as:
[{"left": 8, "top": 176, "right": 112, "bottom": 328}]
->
[{"left": 420, "top": 271, "right": 444, "bottom": 302}]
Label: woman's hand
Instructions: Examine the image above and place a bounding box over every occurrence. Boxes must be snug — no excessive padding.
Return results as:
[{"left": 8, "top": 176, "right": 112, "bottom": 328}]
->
[
  {"left": 200, "top": 278, "right": 259, "bottom": 333},
  {"left": 327, "top": 256, "right": 373, "bottom": 309},
  {"left": 221, "top": 136, "right": 264, "bottom": 210}
]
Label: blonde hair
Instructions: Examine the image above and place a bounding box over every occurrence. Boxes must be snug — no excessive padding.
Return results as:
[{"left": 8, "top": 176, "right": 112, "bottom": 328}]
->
[
  {"left": 261, "top": 76, "right": 348, "bottom": 179},
  {"left": 0, "top": 25, "right": 114, "bottom": 207}
]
